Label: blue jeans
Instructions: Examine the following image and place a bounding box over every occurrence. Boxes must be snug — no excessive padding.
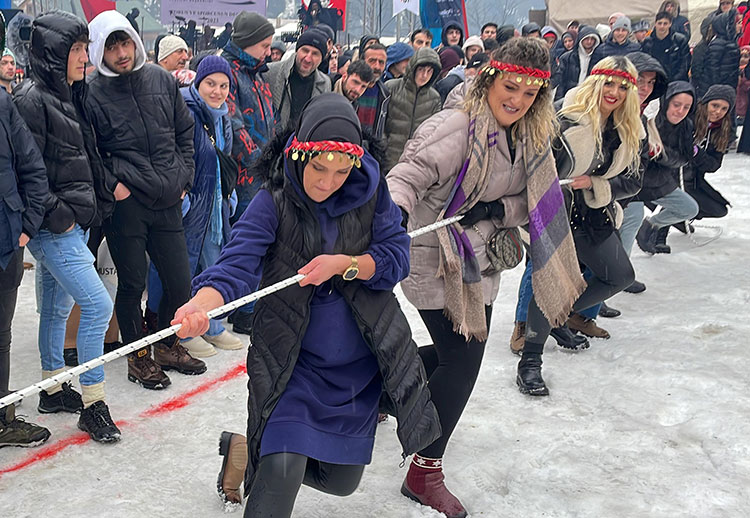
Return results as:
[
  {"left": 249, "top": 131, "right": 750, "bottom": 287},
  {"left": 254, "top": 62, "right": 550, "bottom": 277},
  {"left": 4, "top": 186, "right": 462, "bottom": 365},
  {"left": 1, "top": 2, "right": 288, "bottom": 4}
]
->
[
  {"left": 516, "top": 260, "right": 600, "bottom": 322},
  {"left": 620, "top": 203, "right": 644, "bottom": 255},
  {"left": 26, "top": 225, "right": 113, "bottom": 386},
  {"left": 648, "top": 189, "right": 700, "bottom": 228}
]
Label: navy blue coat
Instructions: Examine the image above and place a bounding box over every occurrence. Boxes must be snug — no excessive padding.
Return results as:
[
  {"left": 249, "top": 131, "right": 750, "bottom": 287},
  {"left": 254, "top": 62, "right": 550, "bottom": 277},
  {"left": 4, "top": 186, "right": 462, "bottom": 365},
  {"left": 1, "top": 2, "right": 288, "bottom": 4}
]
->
[
  {"left": 180, "top": 86, "right": 233, "bottom": 277},
  {"left": 0, "top": 92, "right": 48, "bottom": 269}
]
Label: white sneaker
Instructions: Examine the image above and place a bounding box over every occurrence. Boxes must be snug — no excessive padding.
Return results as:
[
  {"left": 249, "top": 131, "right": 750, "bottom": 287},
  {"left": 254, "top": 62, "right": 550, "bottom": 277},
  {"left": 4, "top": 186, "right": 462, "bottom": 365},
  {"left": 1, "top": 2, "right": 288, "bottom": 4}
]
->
[
  {"left": 181, "top": 336, "right": 217, "bottom": 358},
  {"left": 203, "top": 330, "right": 244, "bottom": 351}
]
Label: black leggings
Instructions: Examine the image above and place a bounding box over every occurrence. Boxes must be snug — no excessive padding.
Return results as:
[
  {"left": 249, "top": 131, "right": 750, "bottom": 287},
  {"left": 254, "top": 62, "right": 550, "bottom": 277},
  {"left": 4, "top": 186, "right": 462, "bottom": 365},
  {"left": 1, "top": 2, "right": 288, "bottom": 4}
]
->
[
  {"left": 244, "top": 453, "right": 365, "bottom": 518},
  {"left": 0, "top": 249, "right": 23, "bottom": 398},
  {"left": 416, "top": 305, "right": 492, "bottom": 459},
  {"left": 525, "top": 231, "right": 634, "bottom": 354}
]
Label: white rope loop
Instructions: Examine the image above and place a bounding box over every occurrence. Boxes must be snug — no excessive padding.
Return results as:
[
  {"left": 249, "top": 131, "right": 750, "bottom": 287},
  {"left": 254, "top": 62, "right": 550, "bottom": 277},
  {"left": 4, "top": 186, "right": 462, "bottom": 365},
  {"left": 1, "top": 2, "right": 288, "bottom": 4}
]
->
[{"left": 0, "top": 216, "right": 463, "bottom": 410}]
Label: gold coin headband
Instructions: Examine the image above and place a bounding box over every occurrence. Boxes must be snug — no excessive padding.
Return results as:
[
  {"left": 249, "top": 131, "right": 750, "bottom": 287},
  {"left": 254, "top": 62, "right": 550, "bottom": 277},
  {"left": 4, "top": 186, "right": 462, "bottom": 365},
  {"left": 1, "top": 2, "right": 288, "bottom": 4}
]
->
[
  {"left": 285, "top": 136, "right": 365, "bottom": 168},
  {"left": 590, "top": 67, "right": 637, "bottom": 89},
  {"left": 483, "top": 60, "right": 551, "bottom": 87}
]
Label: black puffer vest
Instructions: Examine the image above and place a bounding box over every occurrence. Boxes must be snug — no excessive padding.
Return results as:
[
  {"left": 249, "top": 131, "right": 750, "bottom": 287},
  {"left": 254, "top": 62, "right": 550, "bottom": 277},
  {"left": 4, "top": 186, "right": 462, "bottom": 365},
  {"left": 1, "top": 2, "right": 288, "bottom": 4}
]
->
[{"left": 244, "top": 172, "right": 441, "bottom": 490}]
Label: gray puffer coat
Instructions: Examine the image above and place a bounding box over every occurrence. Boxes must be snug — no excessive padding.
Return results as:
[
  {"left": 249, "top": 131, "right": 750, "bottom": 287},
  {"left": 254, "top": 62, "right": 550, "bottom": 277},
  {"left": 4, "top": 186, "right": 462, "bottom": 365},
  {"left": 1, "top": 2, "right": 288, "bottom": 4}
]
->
[{"left": 382, "top": 47, "right": 442, "bottom": 173}]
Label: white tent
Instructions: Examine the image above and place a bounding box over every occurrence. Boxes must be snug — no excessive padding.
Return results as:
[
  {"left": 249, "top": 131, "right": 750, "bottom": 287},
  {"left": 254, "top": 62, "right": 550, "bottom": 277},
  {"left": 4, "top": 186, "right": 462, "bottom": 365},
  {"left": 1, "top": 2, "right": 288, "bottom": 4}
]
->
[{"left": 545, "top": 0, "right": 726, "bottom": 43}]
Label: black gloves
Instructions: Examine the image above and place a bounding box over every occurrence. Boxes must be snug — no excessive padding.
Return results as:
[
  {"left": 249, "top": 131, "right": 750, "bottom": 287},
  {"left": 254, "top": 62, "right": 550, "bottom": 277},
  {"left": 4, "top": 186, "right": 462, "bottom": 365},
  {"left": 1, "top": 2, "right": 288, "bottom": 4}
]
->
[
  {"left": 460, "top": 201, "right": 505, "bottom": 227},
  {"left": 399, "top": 206, "right": 409, "bottom": 231}
]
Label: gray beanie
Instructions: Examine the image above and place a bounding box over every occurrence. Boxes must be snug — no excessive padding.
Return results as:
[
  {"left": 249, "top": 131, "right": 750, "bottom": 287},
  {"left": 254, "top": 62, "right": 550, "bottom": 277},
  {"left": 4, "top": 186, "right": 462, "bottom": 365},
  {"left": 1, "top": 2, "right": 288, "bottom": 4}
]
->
[
  {"left": 701, "top": 84, "right": 736, "bottom": 110},
  {"left": 232, "top": 12, "right": 275, "bottom": 49},
  {"left": 612, "top": 16, "right": 632, "bottom": 32}
]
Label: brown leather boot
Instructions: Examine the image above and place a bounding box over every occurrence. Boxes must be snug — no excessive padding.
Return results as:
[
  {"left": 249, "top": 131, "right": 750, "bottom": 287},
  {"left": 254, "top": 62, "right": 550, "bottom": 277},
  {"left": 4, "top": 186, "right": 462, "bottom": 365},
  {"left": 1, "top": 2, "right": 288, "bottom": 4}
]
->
[
  {"left": 128, "top": 346, "right": 171, "bottom": 390},
  {"left": 217, "top": 431, "right": 248, "bottom": 505},
  {"left": 509, "top": 321, "right": 526, "bottom": 355},
  {"left": 567, "top": 313, "right": 610, "bottom": 339},
  {"left": 154, "top": 337, "right": 207, "bottom": 376},
  {"left": 401, "top": 455, "right": 467, "bottom": 518}
]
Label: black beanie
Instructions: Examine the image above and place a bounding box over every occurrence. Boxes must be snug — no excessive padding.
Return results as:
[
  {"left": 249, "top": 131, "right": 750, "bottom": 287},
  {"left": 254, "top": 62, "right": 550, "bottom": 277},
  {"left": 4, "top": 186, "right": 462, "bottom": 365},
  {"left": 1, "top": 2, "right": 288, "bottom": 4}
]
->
[
  {"left": 296, "top": 29, "right": 328, "bottom": 57},
  {"left": 296, "top": 93, "right": 362, "bottom": 145},
  {"left": 231, "top": 12, "right": 275, "bottom": 49},
  {"left": 701, "top": 84, "right": 736, "bottom": 110}
]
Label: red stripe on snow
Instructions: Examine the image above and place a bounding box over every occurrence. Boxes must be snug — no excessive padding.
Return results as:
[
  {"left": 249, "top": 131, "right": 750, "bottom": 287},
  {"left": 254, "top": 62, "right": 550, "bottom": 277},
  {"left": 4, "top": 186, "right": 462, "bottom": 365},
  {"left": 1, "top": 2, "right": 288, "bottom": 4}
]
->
[{"left": 0, "top": 362, "right": 246, "bottom": 477}]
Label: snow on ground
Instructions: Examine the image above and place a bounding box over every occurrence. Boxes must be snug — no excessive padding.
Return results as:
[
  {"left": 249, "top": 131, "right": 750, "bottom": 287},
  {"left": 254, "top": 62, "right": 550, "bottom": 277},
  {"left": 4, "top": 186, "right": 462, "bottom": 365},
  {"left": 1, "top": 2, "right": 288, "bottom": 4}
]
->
[{"left": 1, "top": 155, "right": 750, "bottom": 518}]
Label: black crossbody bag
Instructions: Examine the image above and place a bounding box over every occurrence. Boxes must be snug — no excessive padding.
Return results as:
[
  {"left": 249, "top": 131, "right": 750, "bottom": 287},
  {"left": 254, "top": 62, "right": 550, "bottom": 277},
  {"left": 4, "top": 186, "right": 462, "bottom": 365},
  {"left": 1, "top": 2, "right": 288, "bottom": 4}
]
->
[{"left": 203, "top": 124, "right": 238, "bottom": 199}]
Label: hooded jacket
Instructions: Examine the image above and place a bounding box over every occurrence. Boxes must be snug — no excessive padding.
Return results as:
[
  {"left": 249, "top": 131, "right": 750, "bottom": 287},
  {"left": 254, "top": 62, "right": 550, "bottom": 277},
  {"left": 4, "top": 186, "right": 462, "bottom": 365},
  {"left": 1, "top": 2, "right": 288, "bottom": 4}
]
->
[
  {"left": 383, "top": 47, "right": 442, "bottom": 173},
  {"left": 637, "top": 81, "right": 696, "bottom": 201},
  {"left": 626, "top": 51, "right": 669, "bottom": 104},
  {"left": 706, "top": 10, "right": 740, "bottom": 89},
  {"left": 554, "top": 25, "right": 601, "bottom": 101},
  {"left": 440, "top": 21, "right": 464, "bottom": 48},
  {"left": 192, "top": 97, "right": 439, "bottom": 487},
  {"left": 659, "top": 1, "right": 691, "bottom": 38},
  {"left": 86, "top": 11, "right": 195, "bottom": 211},
  {"left": 222, "top": 41, "right": 275, "bottom": 203},
  {"left": 640, "top": 25, "right": 691, "bottom": 82},
  {"left": 13, "top": 11, "right": 105, "bottom": 231},
  {"left": 264, "top": 52, "right": 331, "bottom": 131},
  {"left": 385, "top": 42, "right": 414, "bottom": 80}
]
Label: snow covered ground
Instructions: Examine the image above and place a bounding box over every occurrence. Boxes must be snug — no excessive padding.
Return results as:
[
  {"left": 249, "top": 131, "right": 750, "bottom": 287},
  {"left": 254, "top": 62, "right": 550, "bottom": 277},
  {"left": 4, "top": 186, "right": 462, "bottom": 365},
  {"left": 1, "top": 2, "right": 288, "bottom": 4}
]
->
[{"left": 1, "top": 154, "right": 749, "bottom": 518}]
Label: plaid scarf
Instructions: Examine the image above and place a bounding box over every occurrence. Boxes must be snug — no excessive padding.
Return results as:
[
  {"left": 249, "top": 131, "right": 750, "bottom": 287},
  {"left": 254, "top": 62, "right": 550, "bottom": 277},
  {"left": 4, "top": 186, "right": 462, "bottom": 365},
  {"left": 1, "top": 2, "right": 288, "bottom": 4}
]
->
[{"left": 435, "top": 103, "right": 585, "bottom": 340}]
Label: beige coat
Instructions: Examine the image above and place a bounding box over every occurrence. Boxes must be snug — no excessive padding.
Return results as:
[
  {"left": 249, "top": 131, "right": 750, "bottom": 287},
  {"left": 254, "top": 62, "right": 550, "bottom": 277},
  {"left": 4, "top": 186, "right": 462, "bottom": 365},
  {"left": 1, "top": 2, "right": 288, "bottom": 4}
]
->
[{"left": 387, "top": 109, "right": 529, "bottom": 310}]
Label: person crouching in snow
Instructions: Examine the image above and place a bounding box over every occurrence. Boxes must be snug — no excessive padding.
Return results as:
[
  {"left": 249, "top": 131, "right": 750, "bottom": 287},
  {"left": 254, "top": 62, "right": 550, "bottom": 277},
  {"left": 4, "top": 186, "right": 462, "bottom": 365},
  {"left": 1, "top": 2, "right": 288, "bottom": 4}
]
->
[{"left": 171, "top": 93, "right": 440, "bottom": 517}]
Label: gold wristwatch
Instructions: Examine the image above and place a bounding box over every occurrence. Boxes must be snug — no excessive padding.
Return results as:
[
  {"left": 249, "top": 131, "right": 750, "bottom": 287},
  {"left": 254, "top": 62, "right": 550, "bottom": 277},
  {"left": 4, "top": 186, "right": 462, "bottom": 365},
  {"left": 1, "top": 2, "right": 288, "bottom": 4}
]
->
[{"left": 342, "top": 256, "right": 359, "bottom": 281}]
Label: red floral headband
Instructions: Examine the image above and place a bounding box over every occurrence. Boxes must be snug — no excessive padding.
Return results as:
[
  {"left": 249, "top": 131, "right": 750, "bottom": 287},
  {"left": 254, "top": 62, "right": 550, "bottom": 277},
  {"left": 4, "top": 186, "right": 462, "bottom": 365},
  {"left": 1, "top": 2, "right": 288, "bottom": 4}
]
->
[
  {"left": 484, "top": 60, "right": 551, "bottom": 86},
  {"left": 590, "top": 68, "right": 637, "bottom": 87},
  {"left": 285, "top": 137, "right": 365, "bottom": 167}
]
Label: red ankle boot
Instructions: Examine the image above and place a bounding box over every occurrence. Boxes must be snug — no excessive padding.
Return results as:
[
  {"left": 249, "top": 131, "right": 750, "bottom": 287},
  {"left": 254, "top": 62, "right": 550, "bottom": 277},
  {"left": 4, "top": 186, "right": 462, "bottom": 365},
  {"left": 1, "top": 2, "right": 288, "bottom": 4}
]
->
[{"left": 401, "top": 454, "right": 467, "bottom": 518}]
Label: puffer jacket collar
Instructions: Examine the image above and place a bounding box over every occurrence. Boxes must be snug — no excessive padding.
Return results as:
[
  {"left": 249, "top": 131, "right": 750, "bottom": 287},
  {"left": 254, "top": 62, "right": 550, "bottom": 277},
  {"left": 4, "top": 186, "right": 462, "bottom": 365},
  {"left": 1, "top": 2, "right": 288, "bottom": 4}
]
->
[{"left": 29, "top": 10, "right": 87, "bottom": 102}]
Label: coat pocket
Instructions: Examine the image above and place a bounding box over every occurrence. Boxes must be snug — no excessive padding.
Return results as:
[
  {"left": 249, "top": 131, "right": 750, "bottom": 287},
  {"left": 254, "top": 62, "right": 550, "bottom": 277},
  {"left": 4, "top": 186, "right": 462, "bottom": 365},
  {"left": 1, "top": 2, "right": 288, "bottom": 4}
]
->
[{"left": 1, "top": 191, "right": 24, "bottom": 254}]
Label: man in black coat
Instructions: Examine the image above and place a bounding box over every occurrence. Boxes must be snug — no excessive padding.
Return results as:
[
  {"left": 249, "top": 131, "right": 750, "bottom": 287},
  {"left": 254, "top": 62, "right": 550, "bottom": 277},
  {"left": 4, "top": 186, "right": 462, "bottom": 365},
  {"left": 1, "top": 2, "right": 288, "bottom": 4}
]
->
[
  {"left": 706, "top": 9, "right": 741, "bottom": 89},
  {"left": 86, "top": 10, "right": 206, "bottom": 390},
  {"left": 640, "top": 11, "right": 691, "bottom": 82},
  {"left": 13, "top": 10, "right": 123, "bottom": 442},
  {"left": 593, "top": 16, "right": 641, "bottom": 61},
  {"left": 0, "top": 11, "right": 51, "bottom": 448},
  {"left": 553, "top": 25, "right": 601, "bottom": 101}
]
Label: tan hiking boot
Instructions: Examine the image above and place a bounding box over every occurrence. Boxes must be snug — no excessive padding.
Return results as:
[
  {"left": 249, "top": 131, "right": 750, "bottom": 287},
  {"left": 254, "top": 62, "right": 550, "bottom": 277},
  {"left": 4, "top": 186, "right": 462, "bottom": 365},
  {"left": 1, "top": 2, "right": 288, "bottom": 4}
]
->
[
  {"left": 218, "top": 431, "right": 248, "bottom": 505},
  {"left": 510, "top": 321, "right": 526, "bottom": 355},
  {"left": 154, "top": 338, "right": 207, "bottom": 376},
  {"left": 128, "top": 346, "right": 171, "bottom": 390},
  {"left": 567, "top": 313, "right": 610, "bottom": 339}
]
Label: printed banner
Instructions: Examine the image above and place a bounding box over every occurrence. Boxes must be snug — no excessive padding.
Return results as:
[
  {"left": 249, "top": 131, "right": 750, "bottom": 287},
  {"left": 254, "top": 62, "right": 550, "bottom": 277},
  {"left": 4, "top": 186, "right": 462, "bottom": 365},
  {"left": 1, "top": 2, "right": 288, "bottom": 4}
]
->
[
  {"left": 393, "top": 0, "right": 419, "bottom": 17},
  {"left": 161, "top": 0, "right": 265, "bottom": 27},
  {"left": 419, "top": 0, "right": 467, "bottom": 46}
]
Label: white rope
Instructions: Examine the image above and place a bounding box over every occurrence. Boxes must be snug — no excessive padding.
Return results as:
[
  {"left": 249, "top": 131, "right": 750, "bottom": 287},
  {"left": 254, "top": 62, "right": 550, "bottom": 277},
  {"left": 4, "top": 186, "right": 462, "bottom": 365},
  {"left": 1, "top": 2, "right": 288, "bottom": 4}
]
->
[
  {"left": 678, "top": 166, "right": 723, "bottom": 247},
  {"left": 0, "top": 215, "right": 463, "bottom": 410}
]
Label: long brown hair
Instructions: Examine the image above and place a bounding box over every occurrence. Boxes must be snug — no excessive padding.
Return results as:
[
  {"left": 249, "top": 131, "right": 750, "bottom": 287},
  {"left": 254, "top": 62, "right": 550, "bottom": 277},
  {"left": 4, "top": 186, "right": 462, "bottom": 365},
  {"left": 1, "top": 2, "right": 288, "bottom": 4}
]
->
[
  {"left": 463, "top": 37, "right": 557, "bottom": 154},
  {"left": 694, "top": 102, "right": 733, "bottom": 152}
]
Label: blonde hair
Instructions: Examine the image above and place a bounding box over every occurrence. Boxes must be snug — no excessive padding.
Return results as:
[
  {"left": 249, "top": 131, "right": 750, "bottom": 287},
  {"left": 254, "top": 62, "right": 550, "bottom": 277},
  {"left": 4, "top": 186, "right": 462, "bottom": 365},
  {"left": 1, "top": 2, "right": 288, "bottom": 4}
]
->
[
  {"left": 558, "top": 56, "right": 643, "bottom": 175},
  {"left": 463, "top": 37, "right": 557, "bottom": 154}
]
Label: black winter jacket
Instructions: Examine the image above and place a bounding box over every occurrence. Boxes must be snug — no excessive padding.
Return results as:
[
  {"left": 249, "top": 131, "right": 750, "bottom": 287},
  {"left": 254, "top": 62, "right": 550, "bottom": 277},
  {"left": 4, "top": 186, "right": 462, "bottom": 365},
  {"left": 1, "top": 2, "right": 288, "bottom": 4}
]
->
[
  {"left": 553, "top": 26, "right": 601, "bottom": 101},
  {"left": 13, "top": 11, "right": 104, "bottom": 231},
  {"left": 0, "top": 92, "right": 48, "bottom": 269},
  {"left": 706, "top": 10, "right": 740, "bottom": 89},
  {"left": 690, "top": 17, "right": 714, "bottom": 99},
  {"left": 86, "top": 63, "right": 195, "bottom": 211},
  {"left": 637, "top": 81, "right": 696, "bottom": 201},
  {"left": 640, "top": 30, "right": 691, "bottom": 82},
  {"left": 242, "top": 138, "right": 440, "bottom": 488},
  {"left": 592, "top": 34, "right": 640, "bottom": 61}
]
